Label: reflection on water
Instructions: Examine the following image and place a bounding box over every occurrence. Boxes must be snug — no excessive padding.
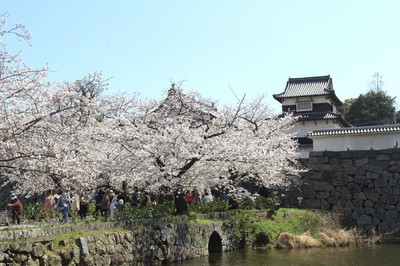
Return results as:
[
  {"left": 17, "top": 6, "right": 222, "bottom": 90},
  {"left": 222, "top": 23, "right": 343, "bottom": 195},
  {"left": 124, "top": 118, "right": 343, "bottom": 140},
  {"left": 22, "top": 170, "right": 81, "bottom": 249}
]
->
[{"left": 170, "top": 244, "right": 400, "bottom": 266}]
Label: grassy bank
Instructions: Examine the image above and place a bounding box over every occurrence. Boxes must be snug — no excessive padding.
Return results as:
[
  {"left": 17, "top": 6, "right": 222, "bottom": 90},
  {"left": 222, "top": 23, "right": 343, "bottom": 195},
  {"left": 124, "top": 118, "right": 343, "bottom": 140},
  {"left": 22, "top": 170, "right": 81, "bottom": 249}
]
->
[
  {"left": 2, "top": 205, "right": 383, "bottom": 251},
  {"left": 216, "top": 208, "right": 379, "bottom": 249},
  {"left": 15, "top": 198, "right": 384, "bottom": 250}
]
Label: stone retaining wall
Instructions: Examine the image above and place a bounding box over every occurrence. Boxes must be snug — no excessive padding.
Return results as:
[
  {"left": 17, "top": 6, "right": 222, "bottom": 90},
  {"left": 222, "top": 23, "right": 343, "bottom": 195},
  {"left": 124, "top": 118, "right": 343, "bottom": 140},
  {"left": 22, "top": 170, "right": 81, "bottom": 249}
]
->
[
  {"left": 0, "top": 216, "right": 235, "bottom": 266},
  {"left": 300, "top": 148, "right": 400, "bottom": 232}
]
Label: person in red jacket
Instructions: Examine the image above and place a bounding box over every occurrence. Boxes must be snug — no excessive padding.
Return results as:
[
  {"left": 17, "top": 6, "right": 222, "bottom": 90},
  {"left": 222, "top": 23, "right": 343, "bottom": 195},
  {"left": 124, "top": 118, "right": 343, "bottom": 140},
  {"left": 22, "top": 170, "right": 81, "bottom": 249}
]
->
[{"left": 8, "top": 193, "right": 23, "bottom": 224}]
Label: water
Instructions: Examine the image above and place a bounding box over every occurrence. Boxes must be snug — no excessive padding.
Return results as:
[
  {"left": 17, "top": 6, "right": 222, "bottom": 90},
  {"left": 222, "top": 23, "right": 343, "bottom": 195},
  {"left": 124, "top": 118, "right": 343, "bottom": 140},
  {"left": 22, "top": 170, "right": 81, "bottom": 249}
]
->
[{"left": 172, "top": 245, "right": 400, "bottom": 266}]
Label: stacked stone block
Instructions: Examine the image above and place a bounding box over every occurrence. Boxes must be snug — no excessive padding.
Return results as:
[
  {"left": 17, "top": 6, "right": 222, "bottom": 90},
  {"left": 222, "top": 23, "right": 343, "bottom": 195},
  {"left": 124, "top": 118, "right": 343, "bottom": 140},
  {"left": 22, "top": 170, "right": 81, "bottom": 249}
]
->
[
  {"left": 301, "top": 148, "right": 400, "bottom": 232},
  {"left": 0, "top": 216, "right": 234, "bottom": 265}
]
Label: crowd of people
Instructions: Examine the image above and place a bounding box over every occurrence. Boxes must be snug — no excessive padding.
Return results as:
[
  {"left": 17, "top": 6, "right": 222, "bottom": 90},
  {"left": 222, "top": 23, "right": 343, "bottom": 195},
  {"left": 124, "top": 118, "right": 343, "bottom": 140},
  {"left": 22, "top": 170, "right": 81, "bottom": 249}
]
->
[{"left": 4, "top": 185, "right": 238, "bottom": 225}]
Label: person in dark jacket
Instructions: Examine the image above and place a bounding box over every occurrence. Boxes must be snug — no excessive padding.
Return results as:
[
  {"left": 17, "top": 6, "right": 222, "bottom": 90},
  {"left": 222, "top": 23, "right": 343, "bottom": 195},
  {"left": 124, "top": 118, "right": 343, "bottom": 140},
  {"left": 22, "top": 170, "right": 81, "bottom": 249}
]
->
[
  {"left": 93, "top": 189, "right": 105, "bottom": 220},
  {"left": 175, "top": 190, "right": 188, "bottom": 215}
]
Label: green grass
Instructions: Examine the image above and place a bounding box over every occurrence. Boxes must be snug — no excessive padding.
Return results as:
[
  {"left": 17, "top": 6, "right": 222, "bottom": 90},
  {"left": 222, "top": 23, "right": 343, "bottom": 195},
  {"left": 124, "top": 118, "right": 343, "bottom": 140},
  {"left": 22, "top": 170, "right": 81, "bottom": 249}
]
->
[
  {"left": 191, "top": 217, "right": 221, "bottom": 225},
  {"left": 219, "top": 208, "right": 342, "bottom": 248},
  {"left": 250, "top": 208, "right": 339, "bottom": 240}
]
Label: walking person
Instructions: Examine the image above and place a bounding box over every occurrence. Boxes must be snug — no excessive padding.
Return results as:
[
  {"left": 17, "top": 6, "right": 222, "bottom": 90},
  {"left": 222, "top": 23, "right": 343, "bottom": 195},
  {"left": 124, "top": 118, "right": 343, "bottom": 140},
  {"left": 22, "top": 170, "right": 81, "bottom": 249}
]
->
[
  {"left": 100, "top": 190, "right": 111, "bottom": 220},
  {"left": 93, "top": 189, "right": 105, "bottom": 220},
  {"left": 109, "top": 191, "right": 118, "bottom": 220},
  {"left": 78, "top": 197, "right": 89, "bottom": 221},
  {"left": 56, "top": 189, "right": 71, "bottom": 224},
  {"left": 8, "top": 193, "right": 23, "bottom": 224},
  {"left": 202, "top": 192, "right": 213, "bottom": 203},
  {"left": 185, "top": 189, "right": 197, "bottom": 205},
  {"left": 116, "top": 199, "right": 126, "bottom": 212},
  {"left": 130, "top": 186, "right": 139, "bottom": 208},
  {"left": 42, "top": 190, "right": 56, "bottom": 221},
  {"left": 143, "top": 191, "right": 152, "bottom": 208},
  {"left": 70, "top": 190, "right": 80, "bottom": 222},
  {"left": 175, "top": 190, "right": 188, "bottom": 215},
  {"left": 42, "top": 190, "right": 56, "bottom": 211}
]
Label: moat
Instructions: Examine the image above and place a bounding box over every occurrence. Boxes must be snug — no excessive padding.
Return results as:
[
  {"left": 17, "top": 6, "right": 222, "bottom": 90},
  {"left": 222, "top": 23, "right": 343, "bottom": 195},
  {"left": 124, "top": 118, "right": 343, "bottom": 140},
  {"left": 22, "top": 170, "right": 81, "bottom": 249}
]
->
[{"left": 175, "top": 244, "right": 400, "bottom": 266}]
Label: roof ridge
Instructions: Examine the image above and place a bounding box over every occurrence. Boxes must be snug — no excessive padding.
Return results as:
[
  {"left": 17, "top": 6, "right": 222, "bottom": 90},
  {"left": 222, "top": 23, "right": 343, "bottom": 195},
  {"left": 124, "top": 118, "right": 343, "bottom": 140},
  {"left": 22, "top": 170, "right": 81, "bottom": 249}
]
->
[
  {"left": 308, "top": 124, "right": 400, "bottom": 137},
  {"left": 288, "top": 75, "right": 330, "bottom": 83}
]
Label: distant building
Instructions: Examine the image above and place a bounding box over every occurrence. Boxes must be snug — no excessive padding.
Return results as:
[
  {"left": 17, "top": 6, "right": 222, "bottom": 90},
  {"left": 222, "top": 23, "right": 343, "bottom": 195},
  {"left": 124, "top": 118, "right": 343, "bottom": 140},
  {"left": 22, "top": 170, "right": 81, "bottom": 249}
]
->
[{"left": 273, "top": 75, "right": 350, "bottom": 158}]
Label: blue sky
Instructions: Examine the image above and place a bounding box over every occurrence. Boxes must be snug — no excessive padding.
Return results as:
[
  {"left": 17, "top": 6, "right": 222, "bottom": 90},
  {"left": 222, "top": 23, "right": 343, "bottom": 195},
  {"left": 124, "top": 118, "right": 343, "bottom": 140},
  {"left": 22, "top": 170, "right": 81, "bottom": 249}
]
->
[{"left": 3, "top": 1, "right": 400, "bottom": 113}]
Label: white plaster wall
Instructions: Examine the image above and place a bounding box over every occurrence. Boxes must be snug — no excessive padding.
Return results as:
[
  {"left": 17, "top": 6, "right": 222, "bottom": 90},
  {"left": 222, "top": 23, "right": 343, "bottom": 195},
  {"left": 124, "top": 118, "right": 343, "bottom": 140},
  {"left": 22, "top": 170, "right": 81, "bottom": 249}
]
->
[
  {"left": 312, "top": 133, "right": 400, "bottom": 151},
  {"left": 287, "top": 120, "right": 341, "bottom": 138}
]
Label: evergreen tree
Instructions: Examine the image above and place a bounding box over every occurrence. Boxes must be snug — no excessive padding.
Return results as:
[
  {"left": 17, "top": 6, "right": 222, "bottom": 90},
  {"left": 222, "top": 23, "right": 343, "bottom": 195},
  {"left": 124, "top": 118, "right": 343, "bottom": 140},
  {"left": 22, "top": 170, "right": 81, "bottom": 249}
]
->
[{"left": 339, "top": 74, "right": 397, "bottom": 126}]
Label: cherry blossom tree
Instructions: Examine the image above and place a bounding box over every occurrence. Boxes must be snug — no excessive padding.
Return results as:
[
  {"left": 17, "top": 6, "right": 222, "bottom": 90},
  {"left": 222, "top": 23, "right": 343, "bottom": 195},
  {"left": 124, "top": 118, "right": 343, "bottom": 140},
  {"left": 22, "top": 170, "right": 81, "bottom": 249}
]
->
[
  {"left": 0, "top": 16, "right": 106, "bottom": 195},
  {"left": 94, "top": 84, "right": 303, "bottom": 194},
  {"left": 1, "top": 16, "right": 303, "bottom": 197}
]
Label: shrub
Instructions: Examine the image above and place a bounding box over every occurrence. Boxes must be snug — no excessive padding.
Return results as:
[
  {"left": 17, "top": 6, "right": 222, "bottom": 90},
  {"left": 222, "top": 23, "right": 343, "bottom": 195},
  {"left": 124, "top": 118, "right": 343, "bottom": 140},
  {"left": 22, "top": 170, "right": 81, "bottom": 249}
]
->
[
  {"left": 24, "top": 203, "right": 62, "bottom": 222},
  {"left": 190, "top": 199, "right": 229, "bottom": 214},
  {"left": 237, "top": 197, "right": 255, "bottom": 210},
  {"left": 24, "top": 203, "right": 44, "bottom": 222},
  {"left": 222, "top": 210, "right": 257, "bottom": 248},
  {"left": 254, "top": 195, "right": 281, "bottom": 210},
  {"left": 114, "top": 201, "right": 175, "bottom": 221},
  {"left": 87, "top": 202, "right": 96, "bottom": 217}
]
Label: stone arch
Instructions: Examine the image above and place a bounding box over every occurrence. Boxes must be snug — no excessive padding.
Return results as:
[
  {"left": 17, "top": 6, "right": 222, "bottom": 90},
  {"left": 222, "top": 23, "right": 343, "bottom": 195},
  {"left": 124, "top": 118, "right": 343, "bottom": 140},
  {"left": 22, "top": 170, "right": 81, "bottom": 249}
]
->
[{"left": 208, "top": 231, "right": 222, "bottom": 253}]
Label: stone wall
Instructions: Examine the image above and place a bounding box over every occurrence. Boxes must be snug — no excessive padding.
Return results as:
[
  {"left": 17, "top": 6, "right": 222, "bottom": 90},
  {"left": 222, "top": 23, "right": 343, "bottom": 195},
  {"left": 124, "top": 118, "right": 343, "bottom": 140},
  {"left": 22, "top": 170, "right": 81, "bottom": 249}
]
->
[
  {"left": 300, "top": 148, "right": 400, "bottom": 232},
  {"left": 0, "top": 216, "right": 235, "bottom": 266}
]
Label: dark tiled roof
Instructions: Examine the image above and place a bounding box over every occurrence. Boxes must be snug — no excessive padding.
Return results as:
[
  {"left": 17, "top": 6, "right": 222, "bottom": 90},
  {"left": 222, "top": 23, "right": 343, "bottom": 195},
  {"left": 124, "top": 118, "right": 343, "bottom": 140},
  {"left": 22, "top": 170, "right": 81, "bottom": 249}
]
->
[
  {"left": 297, "top": 111, "right": 338, "bottom": 120},
  {"left": 307, "top": 124, "right": 400, "bottom": 137},
  {"left": 296, "top": 111, "right": 351, "bottom": 127},
  {"left": 273, "top": 75, "right": 342, "bottom": 106}
]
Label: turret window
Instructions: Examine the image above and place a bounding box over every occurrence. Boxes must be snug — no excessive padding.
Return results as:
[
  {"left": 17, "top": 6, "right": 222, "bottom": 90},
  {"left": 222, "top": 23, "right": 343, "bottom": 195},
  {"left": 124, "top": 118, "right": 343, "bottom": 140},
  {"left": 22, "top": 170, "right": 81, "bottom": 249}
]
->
[{"left": 296, "top": 101, "right": 312, "bottom": 111}]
